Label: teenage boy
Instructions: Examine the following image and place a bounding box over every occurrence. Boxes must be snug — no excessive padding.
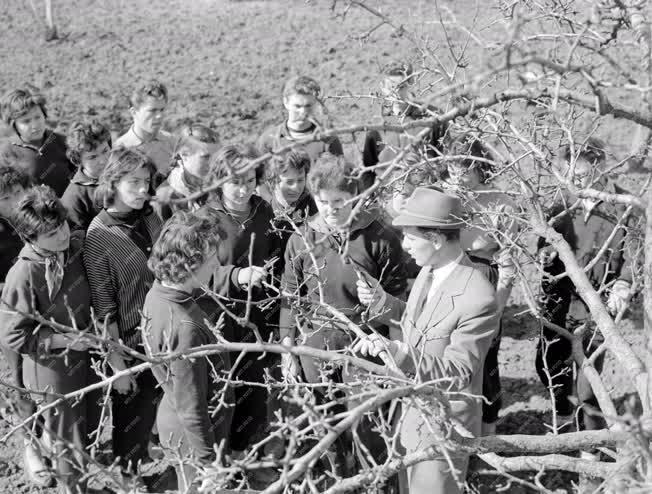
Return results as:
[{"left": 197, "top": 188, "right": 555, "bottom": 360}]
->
[
  {"left": 61, "top": 120, "right": 112, "bottom": 230},
  {"left": 203, "top": 144, "right": 279, "bottom": 456},
  {"left": 258, "top": 75, "right": 343, "bottom": 161},
  {"left": 362, "top": 61, "right": 448, "bottom": 189},
  {"left": 280, "top": 153, "right": 407, "bottom": 485},
  {"left": 114, "top": 80, "right": 175, "bottom": 177},
  {"left": 0, "top": 88, "right": 74, "bottom": 197}
]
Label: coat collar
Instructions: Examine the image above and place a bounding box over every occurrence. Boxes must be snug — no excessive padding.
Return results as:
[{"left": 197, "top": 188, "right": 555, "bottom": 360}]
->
[
  {"left": 406, "top": 254, "right": 475, "bottom": 344},
  {"left": 271, "top": 189, "right": 313, "bottom": 216},
  {"left": 276, "top": 121, "right": 321, "bottom": 139},
  {"left": 70, "top": 168, "right": 99, "bottom": 186},
  {"left": 150, "top": 280, "right": 197, "bottom": 304},
  {"left": 10, "top": 129, "right": 57, "bottom": 155},
  {"left": 208, "top": 194, "right": 266, "bottom": 219},
  {"left": 306, "top": 209, "right": 376, "bottom": 235}
]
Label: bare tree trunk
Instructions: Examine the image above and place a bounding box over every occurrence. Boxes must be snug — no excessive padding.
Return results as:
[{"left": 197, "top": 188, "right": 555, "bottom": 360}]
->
[
  {"left": 644, "top": 198, "right": 652, "bottom": 415},
  {"left": 43, "top": 0, "right": 58, "bottom": 41}
]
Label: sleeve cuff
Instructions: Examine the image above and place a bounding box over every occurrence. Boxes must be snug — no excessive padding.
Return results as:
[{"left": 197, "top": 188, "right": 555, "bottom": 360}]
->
[
  {"left": 392, "top": 340, "right": 410, "bottom": 368},
  {"left": 229, "top": 267, "right": 242, "bottom": 289}
]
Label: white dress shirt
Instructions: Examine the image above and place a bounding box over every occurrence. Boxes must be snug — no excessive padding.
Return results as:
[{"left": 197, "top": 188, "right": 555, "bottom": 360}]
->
[{"left": 425, "top": 252, "right": 465, "bottom": 303}]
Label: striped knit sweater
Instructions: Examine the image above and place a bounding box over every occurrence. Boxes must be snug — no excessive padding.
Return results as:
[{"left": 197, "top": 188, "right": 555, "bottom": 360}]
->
[{"left": 83, "top": 209, "right": 162, "bottom": 349}]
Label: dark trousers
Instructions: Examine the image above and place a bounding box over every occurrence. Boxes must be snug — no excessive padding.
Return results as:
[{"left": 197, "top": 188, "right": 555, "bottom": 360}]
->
[
  {"left": 111, "top": 368, "right": 161, "bottom": 472},
  {"left": 482, "top": 322, "right": 503, "bottom": 424},
  {"left": 467, "top": 255, "right": 503, "bottom": 424},
  {"left": 229, "top": 352, "right": 271, "bottom": 452},
  {"left": 536, "top": 268, "right": 606, "bottom": 431}
]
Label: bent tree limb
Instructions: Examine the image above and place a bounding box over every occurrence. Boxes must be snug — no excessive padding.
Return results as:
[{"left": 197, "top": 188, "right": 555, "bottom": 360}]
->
[{"left": 522, "top": 190, "right": 647, "bottom": 405}]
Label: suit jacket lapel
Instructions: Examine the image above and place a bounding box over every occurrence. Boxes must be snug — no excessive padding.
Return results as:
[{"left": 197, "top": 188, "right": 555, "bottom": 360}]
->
[{"left": 414, "top": 256, "right": 474, "bottom": 345}]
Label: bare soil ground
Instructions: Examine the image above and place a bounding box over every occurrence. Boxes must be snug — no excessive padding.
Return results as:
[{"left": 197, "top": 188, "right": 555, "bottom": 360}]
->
[{"left": 0, "top": 1, "right": 644, "bottom": 492}]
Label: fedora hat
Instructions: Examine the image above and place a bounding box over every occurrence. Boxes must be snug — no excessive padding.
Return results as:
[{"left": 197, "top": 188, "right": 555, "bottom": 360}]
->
[{"left": 392, "top": 186, "right": 467, "bottom": 229}]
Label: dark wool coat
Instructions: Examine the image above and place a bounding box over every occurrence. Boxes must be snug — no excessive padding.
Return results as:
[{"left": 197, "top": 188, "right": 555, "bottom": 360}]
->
[
  {"left": 60, "top": 169, "right": 99, "bottom": 230},
  {"left": 143, "top": 282, "right": 231, "bottom": 461},
  {"left": 1, "top": 130, "right": 75, "bottom": 197}
]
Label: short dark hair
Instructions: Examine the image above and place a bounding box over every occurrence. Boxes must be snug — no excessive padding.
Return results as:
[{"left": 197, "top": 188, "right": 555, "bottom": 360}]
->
[
  {"left": 560, "top": 136, "right": 606, "bottom": 165},
  {"left": 444, "top": 133, "right": 496, "bottom": 183},
  {"left": 130, "top": 80, "right": 168, "bottom": 109},
  {"left": 282, "top": 75, "right": 321, "bottom": 100},
  {"left": 0, "top": 88, "right": 47, "bottom": 127},
  {"left": 307, "top": 153, "right": 358, "bottom": 195},
  {"left": 148, "top": 209, "right": 222, "bottom": 284},
  {"left": 267, "top": 150, "right": 311, "bottom": 184},
  {"left": 95, "top": 147, "right": 157, "bottom": 209},
  {"left": 415, "top": 226, "right": 460, "bottom": 242},
  {"left": 12, "top": 185, "right": 67, "bottom": 242},
  {"left": 66, "top": 120, "right": 112, "bottom": 167},
  {"left": 0, "top": 165, "right": 31, "bottom": 196},
  {"left": 206, "top": 143, "right": 263, "bottom": 186}
]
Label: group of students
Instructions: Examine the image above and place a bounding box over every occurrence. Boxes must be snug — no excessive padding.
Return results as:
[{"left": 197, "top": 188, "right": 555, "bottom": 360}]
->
[{"left": 0, "top": 60, "right": 639, "bottom": 494}]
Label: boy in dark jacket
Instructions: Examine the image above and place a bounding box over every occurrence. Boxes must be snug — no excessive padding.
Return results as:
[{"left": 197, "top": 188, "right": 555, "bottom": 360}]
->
[
  {"left": 0, "top": 88, "right": 75, "bottom": 197},
  {"left": 279, "top": 154, "right": 407, "bottom": 483},
  {"left": 61, "top": 120, "right": 112, "bottom": 230},
  {"left": 202, "top": 144, "right": 279, "bottom": 455}
]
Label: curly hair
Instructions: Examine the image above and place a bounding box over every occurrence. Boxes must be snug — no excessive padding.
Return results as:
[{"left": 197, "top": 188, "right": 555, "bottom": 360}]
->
[
  {"left": 130, "top": 79, "right": 168, "bottom": 109},
  {"left": 0, "top": 88, "right": 47, "bottom": 127},
  {"left": 66, "top": 120, "right": 112, "bottom": 167},
  {"left": 282, "top": 75, "right": 321, "bottom": 100},
  {"left": 206, "top": 143, "right": 263, "bottom": 187},
  {"left": 444, "top": 133, "right": 496, "bottom": 183},
  {"left": 307, "top": 153, "right": 358, "bottom": 195},
  {"left": 0, "top": 165, "right": 31, "bottom": 196},
  {"left": 148, "top": 209, "right": 222, "bottom": 284},
  {"left": 95, "top": 147, "right": 157, "bottom": 208},
  {"left": 266, "top": 150, "right": 311, "bottom": 184},
  {"left": 12, "top": 185, "right": 67, "bottom": 242}
]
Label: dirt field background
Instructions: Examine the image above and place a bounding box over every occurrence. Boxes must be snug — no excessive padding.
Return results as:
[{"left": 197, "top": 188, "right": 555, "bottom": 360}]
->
[{"left": 0, "top": 0, "right": 645, "bottom": 492}]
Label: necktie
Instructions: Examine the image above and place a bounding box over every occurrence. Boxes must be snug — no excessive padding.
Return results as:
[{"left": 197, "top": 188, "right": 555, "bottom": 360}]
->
[{"left": 413, "top": 266, "right": 434, "bottom": 318}]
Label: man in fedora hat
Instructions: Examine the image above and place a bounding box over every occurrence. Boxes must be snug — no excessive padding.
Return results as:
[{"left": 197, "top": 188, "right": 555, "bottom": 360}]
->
[{"left": 354, "top": 186, "right": 499, "bottom": 494}]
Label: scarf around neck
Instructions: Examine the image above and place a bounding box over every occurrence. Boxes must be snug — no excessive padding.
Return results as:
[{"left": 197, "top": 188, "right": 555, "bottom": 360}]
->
[
  {"left": 168, "top": 165, "right": 203, "bottom": 198},
  {"left": 29, "top": 244, "right": 66, "bottom": 301}
]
